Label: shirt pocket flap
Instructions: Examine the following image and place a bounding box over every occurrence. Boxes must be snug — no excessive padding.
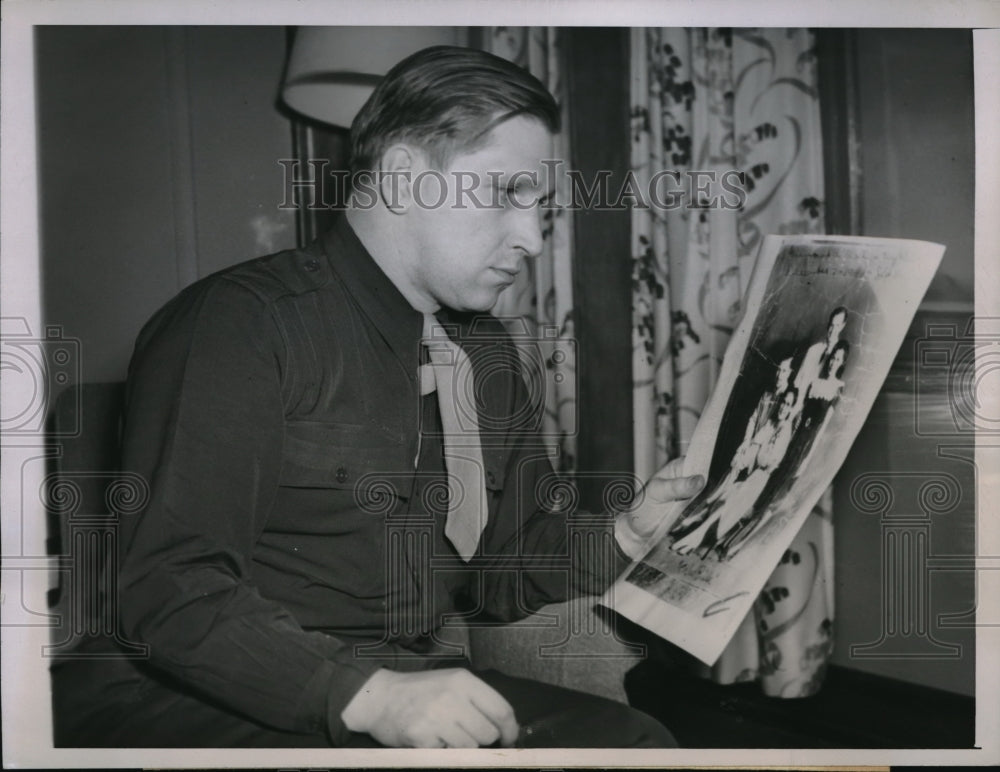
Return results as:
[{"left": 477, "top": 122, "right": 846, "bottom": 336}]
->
[{"left": 280, "top": 420, "right": 412, "bottom": 498}]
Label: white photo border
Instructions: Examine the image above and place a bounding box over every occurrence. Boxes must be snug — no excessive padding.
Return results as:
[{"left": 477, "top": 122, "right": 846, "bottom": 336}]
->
[{"left": 3, "top": 0, "right": 999, "bottom": 767}]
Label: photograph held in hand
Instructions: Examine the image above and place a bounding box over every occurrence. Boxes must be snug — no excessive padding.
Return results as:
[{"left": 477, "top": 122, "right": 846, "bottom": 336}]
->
[{"left": 608, "top": 235, "right": 944, "bottom": 665}]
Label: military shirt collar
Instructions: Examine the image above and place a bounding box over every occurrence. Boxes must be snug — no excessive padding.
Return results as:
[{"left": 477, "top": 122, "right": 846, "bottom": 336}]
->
[{"left": 321, "top": 215, "right": 480, "bottom": 373}]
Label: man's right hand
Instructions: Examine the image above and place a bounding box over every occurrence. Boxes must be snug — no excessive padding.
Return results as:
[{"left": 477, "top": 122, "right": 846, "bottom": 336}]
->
[{"left": 340, "top": 668, "right": 519, "bottom": 748}]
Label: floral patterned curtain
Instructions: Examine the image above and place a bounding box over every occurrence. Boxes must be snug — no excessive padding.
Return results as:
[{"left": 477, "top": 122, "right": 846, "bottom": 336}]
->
[
  {"left": 486, "top": 27, "right": 578, "bottom": 473},
  {"left": 631, "top": 28, "right": 834, "bottom": 696}
]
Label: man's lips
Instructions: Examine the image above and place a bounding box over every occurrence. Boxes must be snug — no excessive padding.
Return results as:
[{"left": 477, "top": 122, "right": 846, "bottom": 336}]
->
[{"left": 491, "top": 267, "right": 520, "bottom": 284}]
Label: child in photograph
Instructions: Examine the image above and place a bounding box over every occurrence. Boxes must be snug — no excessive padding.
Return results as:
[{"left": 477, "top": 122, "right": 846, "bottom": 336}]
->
[{"left": 670, "top": 386, "right": 798, "bottom": 558}]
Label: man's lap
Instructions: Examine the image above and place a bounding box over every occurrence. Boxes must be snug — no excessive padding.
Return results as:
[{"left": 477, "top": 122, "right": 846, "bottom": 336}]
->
[
  {"left": 477, "top": 669, "right": 677, "bottom": 748},
  {"left": 53, "top": 657, "right": 676, "bottom": 748}
]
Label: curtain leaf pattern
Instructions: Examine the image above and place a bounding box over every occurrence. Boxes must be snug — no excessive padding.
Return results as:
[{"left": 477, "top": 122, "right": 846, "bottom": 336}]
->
[{"left": 631, "top": 28, "right": 833, "bottom": 697}]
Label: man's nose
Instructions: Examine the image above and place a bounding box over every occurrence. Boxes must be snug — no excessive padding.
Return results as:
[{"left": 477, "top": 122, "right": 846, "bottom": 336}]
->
[{"left": 510, "top": 206, "right": 545, "bottom": 259}]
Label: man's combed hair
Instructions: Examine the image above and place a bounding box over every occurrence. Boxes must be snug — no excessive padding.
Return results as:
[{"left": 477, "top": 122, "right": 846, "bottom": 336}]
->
[
  {"left": 349, "top": 45, "right": 560, "bottom": 177},
  {"left": 829, "top": 306, "right": 848, "bottom": 325}
]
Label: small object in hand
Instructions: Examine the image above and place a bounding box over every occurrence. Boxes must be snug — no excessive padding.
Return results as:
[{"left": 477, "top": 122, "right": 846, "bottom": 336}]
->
[{"left": 514, "top": 715, "right": 562, "bottom": 747}]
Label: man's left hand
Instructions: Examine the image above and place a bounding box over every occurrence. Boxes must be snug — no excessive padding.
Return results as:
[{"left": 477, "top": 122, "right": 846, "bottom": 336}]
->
[{"left": 614, "top": 457, "right": 704, "bottom": 558}]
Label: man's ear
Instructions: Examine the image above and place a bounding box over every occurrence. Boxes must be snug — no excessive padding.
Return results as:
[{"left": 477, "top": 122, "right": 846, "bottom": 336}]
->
[{"left": 378, "top": 144, "right": 416, "bottom": 214}]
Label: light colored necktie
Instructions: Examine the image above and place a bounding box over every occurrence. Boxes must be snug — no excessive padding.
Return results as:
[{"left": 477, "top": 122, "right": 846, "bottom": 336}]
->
[{"left": 419, "top": 313, "right": 488, "bottom": 561}]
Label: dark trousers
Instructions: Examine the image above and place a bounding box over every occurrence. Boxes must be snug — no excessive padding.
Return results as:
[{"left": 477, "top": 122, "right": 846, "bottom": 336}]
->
[{"left": 53, "top": 657, "right": 676, "bottom": 749}]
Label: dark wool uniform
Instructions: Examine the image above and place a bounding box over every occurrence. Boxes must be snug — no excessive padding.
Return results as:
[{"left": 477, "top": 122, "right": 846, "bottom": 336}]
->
[{"left": 51, "top": 215, "right": 675, "bottom": 748}]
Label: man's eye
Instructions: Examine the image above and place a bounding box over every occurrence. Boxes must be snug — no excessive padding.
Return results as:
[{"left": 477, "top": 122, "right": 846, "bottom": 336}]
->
[{"left": 494, "top": 185, "right": 548, "bottom": 208}]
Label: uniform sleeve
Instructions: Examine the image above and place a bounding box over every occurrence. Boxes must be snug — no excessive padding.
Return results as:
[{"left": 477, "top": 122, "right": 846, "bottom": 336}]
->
[
  {"left": 116, "top": 278, "right": 412, "bottom": 744},
  {"left": 472, "top": 339, "right": 632, "bottom": 622}
]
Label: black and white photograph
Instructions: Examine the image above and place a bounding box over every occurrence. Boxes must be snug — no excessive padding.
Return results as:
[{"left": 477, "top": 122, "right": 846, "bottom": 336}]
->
[
  {"left": 1, "top": 0, "right": 998, "bottom": 767},
  {"left": 610, "top": 234, "right": 944, "bottom": 664}
]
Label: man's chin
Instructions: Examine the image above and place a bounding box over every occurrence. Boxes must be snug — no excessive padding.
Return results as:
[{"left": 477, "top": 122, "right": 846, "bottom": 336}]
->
[{"left": 454, "top": 292, "right": 503, "bottom": 314}]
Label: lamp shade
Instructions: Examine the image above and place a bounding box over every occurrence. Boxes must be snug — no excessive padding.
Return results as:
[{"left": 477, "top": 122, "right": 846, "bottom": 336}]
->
[{"left": 281, "top": 26, "right": 466, "bottom": 128}]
